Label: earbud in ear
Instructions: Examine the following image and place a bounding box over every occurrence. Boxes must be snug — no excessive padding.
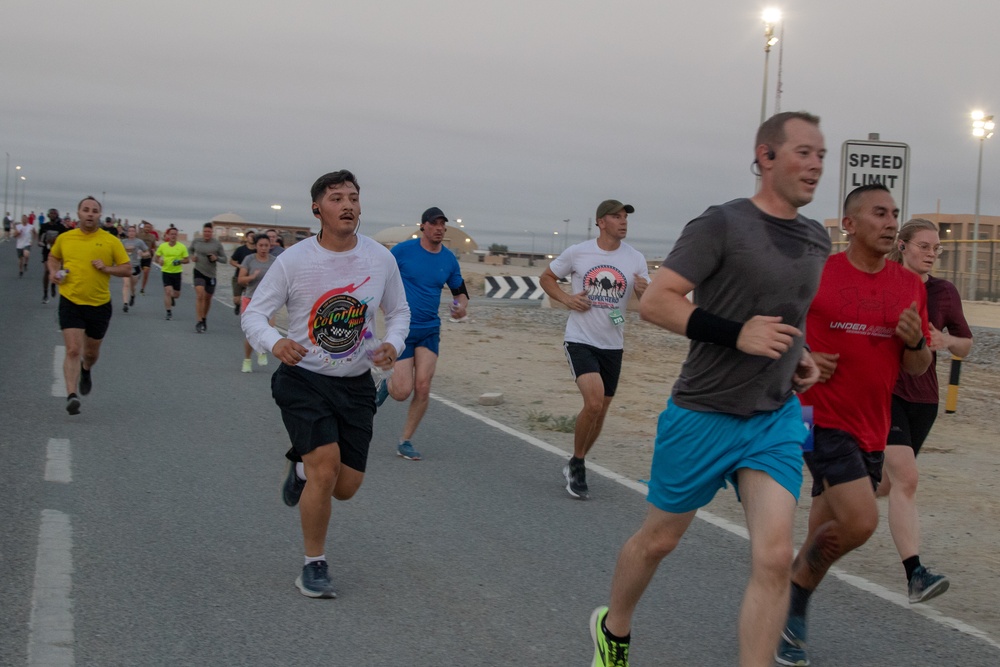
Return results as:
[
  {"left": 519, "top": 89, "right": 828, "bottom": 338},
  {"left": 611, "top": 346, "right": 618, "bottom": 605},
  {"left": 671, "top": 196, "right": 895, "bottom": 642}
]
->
[
  {"left": 766, "top": 149, "right": 776, "bottom": 160},
  {"left": 899, "top": 244, "right": 906, "bottom": 251},
  {"left": 312, "top": 207, "right": 320, "bottom": 216}
]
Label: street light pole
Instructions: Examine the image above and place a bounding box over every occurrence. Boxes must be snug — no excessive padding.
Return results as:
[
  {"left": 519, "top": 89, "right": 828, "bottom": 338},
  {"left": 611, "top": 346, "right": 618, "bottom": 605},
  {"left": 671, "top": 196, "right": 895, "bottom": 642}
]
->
[
  {"left": 969, "top": 110, "right": 995, "bottom": 300},
  {"left": 271, "top": 204, "right": 282, "bottom": 225},
  {"left": 20, "top": 176, "right": 27, "bottom": 220},
  {"left": 759, "top": 9, "right": 781, "bottom": 128},
  {"left": 13, "top": 165, "right": 21, "bottom": 220},
  {"left": 3, "top": 153, "right": 9, "bottom": 220}
]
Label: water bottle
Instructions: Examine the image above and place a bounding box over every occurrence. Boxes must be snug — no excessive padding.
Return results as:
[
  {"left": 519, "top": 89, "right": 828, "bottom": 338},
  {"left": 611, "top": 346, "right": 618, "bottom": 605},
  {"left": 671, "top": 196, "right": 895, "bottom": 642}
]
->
[
  {"left": 450, "top": 299, "right": 460, "bottom": 316},
  {"left": 55, "top": 268, "right": 69, "bottom": 281},
  {"left": 172, "top": 259, "right": 182, "bottom": 266},
  {"left": 362, "top": 330, "right": 393, "bottom": 384}
]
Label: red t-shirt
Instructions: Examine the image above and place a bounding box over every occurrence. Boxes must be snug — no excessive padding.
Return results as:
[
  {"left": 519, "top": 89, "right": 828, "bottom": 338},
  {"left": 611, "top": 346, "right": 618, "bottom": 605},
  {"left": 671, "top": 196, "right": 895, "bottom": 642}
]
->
[
  {"left": 893, "top": 275, "right": 972, "bottom": 404},
  {"left": 800, "top": 252, "right": 929, "bottom": 452}
]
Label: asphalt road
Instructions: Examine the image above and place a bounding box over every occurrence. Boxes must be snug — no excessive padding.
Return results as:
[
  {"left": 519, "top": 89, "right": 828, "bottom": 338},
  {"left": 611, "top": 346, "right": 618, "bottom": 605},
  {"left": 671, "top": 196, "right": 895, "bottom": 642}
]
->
[{"left": 1, "top": 251, "right": 997, "bottom": 666}]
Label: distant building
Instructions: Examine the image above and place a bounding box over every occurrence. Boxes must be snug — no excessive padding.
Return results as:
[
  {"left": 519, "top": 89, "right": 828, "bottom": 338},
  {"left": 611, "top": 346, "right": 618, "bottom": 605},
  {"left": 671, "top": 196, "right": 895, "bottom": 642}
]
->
[{"left": 208, "top": 212, "right": 313, "bottom": 247}]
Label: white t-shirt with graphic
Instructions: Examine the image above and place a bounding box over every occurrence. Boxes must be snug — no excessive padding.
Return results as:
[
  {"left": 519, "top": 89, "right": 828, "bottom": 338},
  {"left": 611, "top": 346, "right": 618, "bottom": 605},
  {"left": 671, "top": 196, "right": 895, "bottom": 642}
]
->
[
  {"left": 548, "top": 239, "right": 649, "bottom": 350},
  {"left": 241, "top": 235, "right": 410, "bottom": 377}
]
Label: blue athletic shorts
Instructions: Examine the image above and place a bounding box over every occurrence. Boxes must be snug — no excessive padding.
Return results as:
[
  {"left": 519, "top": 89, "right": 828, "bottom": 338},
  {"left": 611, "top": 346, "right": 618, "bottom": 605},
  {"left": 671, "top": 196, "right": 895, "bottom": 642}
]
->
[
  {"left": 646, "top": 396, "right": 807, "bottom": 514},
  {"left": 399, "top": 326, "right": 440, "bottom": 360}
]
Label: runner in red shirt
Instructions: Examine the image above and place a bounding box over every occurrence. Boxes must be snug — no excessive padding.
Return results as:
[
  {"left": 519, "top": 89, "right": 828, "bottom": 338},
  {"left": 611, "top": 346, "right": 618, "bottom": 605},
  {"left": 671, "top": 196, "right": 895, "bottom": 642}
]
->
[{"left": 777, "top": 184, "right": 932, "bottom": 666}]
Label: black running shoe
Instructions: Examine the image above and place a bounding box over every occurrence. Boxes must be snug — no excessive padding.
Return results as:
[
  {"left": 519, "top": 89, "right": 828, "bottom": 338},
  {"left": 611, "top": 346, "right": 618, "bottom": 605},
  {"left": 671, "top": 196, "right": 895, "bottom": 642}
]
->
[
  {"left": 909, "top": 566, "right": 950, "bottom": 603},
  {"left": 123, "top": 303, "right": 129, "bottom": 313},
  {"left": 282, "top": 460, "right": 306, "bottom": 507},
  {"left": 195, "top": 321, "right": 205, "bottom": 333},
  {"left": 563, "top": 458, "right": 589, "bottom": 499},
  {"left": 66, "top": 395, "right": 81, "bottom": 416},
  {"left": 129, "top": 294, "right": 135, "bottom": 306},
  {"left": 165, "top": 310, "right": 172, "bottom": 320},
  {"left": 79, "top": 364, "right": 92, "bottom": 396},
  {"left": 234, "top": 303, "right": 241, "bottom": 315}
]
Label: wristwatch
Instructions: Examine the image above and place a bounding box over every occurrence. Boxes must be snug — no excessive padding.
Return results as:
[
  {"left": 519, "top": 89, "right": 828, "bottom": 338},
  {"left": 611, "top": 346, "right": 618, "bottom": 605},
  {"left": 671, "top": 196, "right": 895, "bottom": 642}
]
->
[{"left": 905, "top": 336, "right": 926, "bottom": 351}]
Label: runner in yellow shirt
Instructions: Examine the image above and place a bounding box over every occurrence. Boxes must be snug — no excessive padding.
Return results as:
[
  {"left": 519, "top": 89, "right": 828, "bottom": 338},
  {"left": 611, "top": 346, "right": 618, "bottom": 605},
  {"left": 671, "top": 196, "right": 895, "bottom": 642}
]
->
[
  {"left": 47, "top": 196, "right": 132, "bottom": 415},
  {"left": 154, "top": 227, "right": 190, "bottom": 320}
]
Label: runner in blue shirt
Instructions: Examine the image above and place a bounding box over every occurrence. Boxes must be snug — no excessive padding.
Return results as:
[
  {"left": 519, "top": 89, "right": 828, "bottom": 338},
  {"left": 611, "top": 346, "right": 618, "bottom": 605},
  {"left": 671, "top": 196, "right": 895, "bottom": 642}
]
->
[{"left": 383, "top": 206, "right": 469, "bottom": 460}]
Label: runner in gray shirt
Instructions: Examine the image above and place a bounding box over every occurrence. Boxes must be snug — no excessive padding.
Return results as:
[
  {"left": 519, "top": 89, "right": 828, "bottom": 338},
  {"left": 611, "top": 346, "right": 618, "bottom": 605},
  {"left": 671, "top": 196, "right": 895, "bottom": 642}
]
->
[
  {"left": 188, "top": 222, "right": 227, "bottom": 333},
  {"left": 120, "top": 225, "right": 149, "bottom": 312},
  {"left": 237, "top": 234, "right": 277, "bottom": 372},
  {"left": 589, "top": 111, "right": 830, "bottom": 667}
]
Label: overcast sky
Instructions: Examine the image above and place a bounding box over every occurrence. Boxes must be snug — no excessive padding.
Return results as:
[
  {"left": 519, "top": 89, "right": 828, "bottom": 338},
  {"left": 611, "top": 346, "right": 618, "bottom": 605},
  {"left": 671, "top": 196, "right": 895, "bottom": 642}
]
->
[{"left": 3, "top": 0, "right": 997, "bottom": 257}]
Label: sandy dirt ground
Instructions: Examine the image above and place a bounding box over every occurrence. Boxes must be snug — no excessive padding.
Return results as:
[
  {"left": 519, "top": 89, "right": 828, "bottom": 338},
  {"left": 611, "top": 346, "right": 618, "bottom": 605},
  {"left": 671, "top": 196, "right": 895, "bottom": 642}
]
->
[{"left": 428, "top": 264, "right": 1000, "bottom": 643}]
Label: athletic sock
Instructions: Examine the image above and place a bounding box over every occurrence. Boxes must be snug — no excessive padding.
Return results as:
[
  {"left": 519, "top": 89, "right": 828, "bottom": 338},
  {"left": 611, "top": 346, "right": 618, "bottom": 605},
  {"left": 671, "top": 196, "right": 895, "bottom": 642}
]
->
[
  {"left": 903, "top": 555, "right": 922, "bottom": 581},
  {"left": 67, "top": 392, "right": 78, "bottom": 400},
  {"left": 295, "top": 462, "right": 306, "bottom": 481},
  {"left": 601, "top": 617, "right": 630, "bottom": 643},
  {"left": 304, "top": 554, "right": 326, "bottom": 566},
  {"left": 789, "top": 582, "right": 813, "bottom": 618}
]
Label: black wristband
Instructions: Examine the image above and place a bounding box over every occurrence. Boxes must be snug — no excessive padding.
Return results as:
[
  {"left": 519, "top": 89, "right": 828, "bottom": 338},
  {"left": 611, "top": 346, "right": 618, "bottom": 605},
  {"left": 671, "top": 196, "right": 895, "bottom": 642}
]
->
[
  {"left": 904, "top": 336, "right": 926, "bottom": 351},
  {"left": 686, "top": 307, "right": 743, "bottom": 349}
]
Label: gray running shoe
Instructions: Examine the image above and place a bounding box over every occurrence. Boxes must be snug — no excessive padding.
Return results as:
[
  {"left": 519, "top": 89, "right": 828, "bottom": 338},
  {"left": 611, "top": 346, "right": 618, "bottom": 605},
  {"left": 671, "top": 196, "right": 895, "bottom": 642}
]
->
[
  {"left": 295, "top": 561, "right": 337, "bottom": 599},
  {"left": 66, "top": 396, "right": 81, "bottom": 416},
  {"left": 909, "top": 565, "right": 950, "bottom": 603},
  {"left": 775, "top": 614, "right": 810, "bottom": 666},
  {"left": 375, "top": 377, "right": 389, "bottom": 407}
]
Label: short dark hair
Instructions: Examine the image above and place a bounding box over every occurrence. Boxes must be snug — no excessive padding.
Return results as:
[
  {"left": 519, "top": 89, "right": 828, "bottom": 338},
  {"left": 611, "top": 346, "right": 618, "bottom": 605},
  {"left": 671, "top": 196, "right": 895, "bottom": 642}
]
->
[
  {"left": 310, "top": 170, "right": 360, "bottom": 203},
  {"left": 203, "top": 222, "right": 213, "bottom": 229},
  {"left": 844, "top": 183, "right": 891, "bottom": 217},
  {"left": 755, "top": 111, "right": 821, "bottom": 155},
  {"left": 78, "top": 196, "right": 102, "bottom": 212}
]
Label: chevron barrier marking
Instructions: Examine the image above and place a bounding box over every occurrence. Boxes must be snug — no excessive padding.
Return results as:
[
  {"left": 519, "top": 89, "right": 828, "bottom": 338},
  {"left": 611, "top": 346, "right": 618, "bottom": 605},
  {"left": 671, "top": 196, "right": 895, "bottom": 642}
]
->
[{"left": 484, "top": 276, "right": 545, "bottom": 299}]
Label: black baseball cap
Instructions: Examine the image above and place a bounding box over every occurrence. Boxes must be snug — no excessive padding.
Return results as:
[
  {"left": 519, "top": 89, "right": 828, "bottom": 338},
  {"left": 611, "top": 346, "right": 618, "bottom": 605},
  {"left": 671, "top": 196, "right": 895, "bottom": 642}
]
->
[{"left": 421, "top": 207, "right": 448, "bottom": 224}]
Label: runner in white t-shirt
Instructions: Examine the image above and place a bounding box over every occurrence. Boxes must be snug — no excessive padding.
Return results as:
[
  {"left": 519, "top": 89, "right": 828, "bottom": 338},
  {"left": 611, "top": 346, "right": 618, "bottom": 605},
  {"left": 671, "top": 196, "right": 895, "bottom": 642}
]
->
[
  {"left": 14, "top": 216, "right": 35, "bottom": 276},
  {"left": 539, "top": 199, "right": 649, "bottom": 499}
]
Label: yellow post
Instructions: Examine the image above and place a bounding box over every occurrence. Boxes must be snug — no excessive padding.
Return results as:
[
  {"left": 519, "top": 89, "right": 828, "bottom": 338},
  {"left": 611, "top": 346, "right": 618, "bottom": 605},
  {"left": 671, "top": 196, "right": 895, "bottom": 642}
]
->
[{"left": 945, "top": 355, "right": 963, "bottom": 414}]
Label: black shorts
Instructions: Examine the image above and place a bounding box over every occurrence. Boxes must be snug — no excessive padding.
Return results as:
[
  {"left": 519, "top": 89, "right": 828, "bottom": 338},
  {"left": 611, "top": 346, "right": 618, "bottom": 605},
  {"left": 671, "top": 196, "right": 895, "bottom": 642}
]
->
[
  {"left": 162, "top": 272, "right": 182, "bottom": 291},
  {"left": 41, "top": 247, "right": 50, "bottom": 263},
  {"left": 140, "top": 257, "right": 151, "bottom": 268},
  {"left": 564, "top": 342, "right": 623, "bottom": 396},
  {"left": 804, "top": 426, "right": 884, "bottom": 497},
  {"left": 193, "top": 269, "right": 217, "bottom": 294},
  {"left": 271, "top": 364, "right": 376, "bottom": 473},
  {"left": 58, "top": 297, "right": 112, "bottom": 340},
  {"left": 16, "top": 247, "right": 30, "bottom": 258},
  {"left": 131, "top": 264, "right": 141, "bottom": 277},
  {"left": 887, "top": 395, "right": 939, "bottom": 456}
]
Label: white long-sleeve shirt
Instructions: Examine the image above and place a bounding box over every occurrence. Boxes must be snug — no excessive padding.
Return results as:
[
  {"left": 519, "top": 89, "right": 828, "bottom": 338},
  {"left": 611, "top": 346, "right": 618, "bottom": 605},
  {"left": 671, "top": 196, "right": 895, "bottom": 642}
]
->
[{"left": 242, "top": 234, "right": 410, "bottom": 377}]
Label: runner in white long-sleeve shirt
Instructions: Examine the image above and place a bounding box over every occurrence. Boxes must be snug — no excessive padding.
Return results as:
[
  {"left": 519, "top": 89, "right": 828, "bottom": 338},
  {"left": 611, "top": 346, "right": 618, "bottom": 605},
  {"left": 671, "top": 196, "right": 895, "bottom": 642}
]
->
[{"left": 242, "top": 170, "right": 410, "bottom": 599}]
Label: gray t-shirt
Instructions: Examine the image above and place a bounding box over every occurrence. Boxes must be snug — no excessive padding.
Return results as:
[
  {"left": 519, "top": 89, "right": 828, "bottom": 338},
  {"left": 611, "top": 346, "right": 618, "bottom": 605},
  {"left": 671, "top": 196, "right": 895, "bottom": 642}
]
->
[
  {"left": 121, "top": 238, "right": 149, "bottom": 267},
  {"left": 664, "top": 198, "right": 831, "bottom": 416},
  {"left": 189, "top": 238, "right": 227, "bottom": 278},
  {"left": 240, "top": 253, "right": 277, "bottom": 298}
]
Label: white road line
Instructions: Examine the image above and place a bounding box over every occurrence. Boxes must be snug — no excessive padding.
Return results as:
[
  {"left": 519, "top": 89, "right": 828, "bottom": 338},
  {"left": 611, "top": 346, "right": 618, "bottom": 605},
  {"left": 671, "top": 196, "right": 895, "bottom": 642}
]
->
[
  {"left": 45, "top": 439, "right": 72, "bottom": 484},
  {"left": 28, "top": 509, "right": 74, "bottom": 667},
  {"left": 430, "top": 392, "right": 1000, "bottom": 653},
  {"left": 51, "top": 346, "right": 66, "bottom": 397}
]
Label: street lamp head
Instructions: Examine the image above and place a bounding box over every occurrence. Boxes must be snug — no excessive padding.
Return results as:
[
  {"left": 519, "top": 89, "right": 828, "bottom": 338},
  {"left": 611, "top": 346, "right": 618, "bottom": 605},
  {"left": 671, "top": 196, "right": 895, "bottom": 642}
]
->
[
  {"left": 972, "top": 113, "right": 995, "bottom": 140},
  {"left": 762, "top": 8, "right": 782, "bottom": 25},
  {"left": 271, "top": 204, "right": 282, "bottom": 211}
]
